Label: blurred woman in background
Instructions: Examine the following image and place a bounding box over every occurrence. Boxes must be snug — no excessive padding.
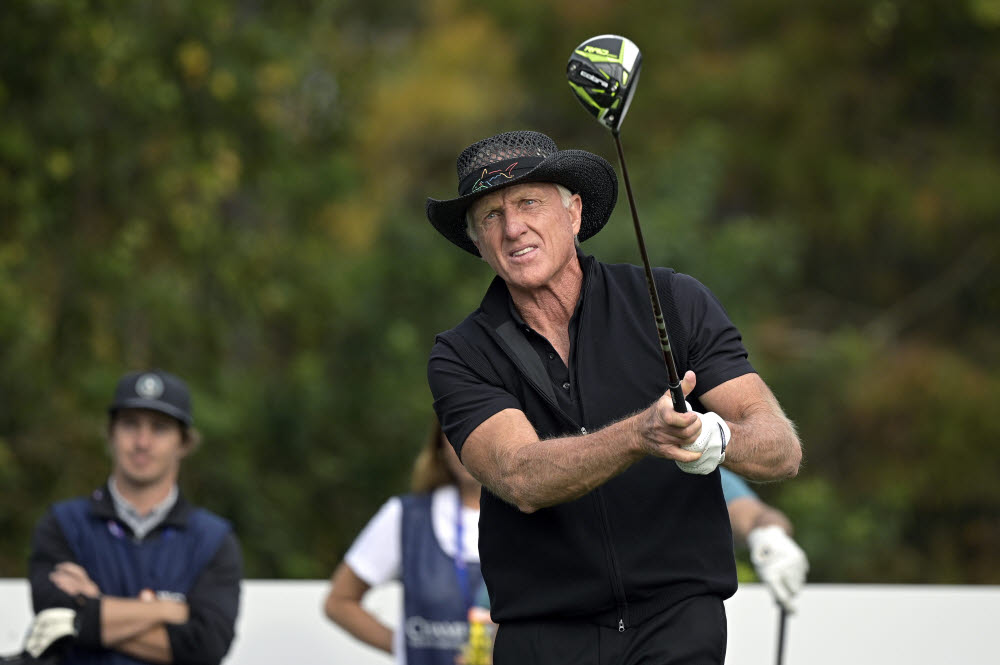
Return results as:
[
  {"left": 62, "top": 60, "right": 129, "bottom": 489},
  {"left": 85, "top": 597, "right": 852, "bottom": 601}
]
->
[{"left": 324, "top": 417, "right": 487, "bottom": 664}]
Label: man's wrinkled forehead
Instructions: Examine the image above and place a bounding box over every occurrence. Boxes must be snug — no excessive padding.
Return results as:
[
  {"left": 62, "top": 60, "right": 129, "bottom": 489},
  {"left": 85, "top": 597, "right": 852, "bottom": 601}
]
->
[{"left": 469, "top": 181, "right": 557, "bottom": 216}]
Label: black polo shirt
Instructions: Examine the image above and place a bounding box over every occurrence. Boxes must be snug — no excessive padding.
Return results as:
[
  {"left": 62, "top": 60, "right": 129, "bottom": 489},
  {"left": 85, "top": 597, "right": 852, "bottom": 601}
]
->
[
  {"left": 434, "top": 252, "right": 753, "bottom": 458},
  {"left": 429, "top": 252, "right": 752, "bottom": 626},
  {"left": 505, "top": 289, "right": 586, "bottom": 426}
]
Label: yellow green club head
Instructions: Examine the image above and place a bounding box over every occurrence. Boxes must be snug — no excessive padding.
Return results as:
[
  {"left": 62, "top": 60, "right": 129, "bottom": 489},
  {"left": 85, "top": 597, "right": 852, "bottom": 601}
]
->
[{"left": 567, "top": 35, "right": 642, "bottom": 135}]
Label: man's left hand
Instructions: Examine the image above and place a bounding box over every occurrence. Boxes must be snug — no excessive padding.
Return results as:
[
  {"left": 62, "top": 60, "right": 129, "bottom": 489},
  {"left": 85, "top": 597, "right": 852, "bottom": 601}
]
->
[{"left": 675, "top": 411, "right": 729, "bottom": 475}]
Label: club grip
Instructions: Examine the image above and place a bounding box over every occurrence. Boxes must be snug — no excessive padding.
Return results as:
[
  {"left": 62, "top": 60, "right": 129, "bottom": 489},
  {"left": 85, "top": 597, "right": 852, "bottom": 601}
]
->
[{"left": 668, "top": 382, "right": 686, "bottom": 413}]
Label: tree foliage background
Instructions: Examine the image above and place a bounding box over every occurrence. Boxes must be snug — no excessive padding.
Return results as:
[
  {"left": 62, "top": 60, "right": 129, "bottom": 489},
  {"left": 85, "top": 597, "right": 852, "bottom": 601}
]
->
[{"left": 2, "top": 0, "right": 998, "bottom": 583}]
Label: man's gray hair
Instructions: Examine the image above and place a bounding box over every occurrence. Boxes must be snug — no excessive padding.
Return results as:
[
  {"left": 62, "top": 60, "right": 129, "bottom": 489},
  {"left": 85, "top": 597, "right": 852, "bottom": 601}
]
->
[{"left": 465, "top": 183, "right": 576, "bottom": 244}]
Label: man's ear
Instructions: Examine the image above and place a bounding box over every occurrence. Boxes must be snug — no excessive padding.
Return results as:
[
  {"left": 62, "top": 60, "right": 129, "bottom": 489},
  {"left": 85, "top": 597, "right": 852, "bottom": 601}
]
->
[
  {"left": 179, "top": 428, "right": 202, "bottom": 456},
  {"left": 570, "top": 193, "right": 583, "bottom": 235}
]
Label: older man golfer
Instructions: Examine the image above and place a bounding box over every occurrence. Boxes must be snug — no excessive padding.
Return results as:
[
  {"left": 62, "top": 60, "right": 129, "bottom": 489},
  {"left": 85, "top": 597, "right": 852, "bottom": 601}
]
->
[{"left": 425, "top": 130, "right": 801, "bottom": 665}]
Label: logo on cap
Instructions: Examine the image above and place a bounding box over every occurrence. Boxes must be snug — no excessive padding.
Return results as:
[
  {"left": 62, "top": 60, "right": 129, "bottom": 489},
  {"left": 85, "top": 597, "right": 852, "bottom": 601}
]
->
[{"left": 135, "top": 373, "right": 165, "bottom": 399}]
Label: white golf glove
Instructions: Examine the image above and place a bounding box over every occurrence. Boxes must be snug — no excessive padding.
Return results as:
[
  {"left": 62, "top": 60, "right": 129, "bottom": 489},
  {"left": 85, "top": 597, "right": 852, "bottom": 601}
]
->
[
  {"left": 675, "top": 411, "right": 729, "bottom": 475},
  {"left": 24, "top": 607, "right": 78, "bottom": 658},
  {"left": 748, "top": 525, "right": 809, "bottom": 613}
]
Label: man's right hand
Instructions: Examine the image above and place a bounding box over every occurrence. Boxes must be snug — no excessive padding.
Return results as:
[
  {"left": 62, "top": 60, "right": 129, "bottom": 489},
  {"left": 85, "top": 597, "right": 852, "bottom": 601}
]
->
[
  {"left": 637, "top": 371, "right": 705, "bottom": 463},
  {"left": 49, "top": 562, "right": 101, "bottom": 598}
]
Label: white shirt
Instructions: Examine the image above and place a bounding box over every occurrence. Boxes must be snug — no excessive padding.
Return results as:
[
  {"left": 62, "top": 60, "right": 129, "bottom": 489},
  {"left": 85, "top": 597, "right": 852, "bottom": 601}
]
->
[
  {"left": 344, "top": 485, "right": 480, "bottom": 665},
  {"left": 345, "top": 485, "right": 480, "bottom": 586}
]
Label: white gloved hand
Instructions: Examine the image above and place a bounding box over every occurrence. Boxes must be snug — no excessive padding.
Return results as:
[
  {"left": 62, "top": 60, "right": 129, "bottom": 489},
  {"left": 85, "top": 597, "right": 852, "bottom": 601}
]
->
[
  {"left": 24, "top": 607, "right": 78, "bottom": 658},
  {"left": 748, "top": 525, "right": 809, "bottom": 613},
  {"left": 675, "top": 411, "right": 729, "bottom": 475}
]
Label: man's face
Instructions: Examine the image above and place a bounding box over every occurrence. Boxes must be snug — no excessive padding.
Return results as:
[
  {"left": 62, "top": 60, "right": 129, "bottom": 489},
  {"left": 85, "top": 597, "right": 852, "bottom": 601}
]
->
[
  {"left": 109, "top": 409, "right": 188, "bottom": 490},
  {"left": 468, "top": 182, "right": 582, "bottom": 292}
]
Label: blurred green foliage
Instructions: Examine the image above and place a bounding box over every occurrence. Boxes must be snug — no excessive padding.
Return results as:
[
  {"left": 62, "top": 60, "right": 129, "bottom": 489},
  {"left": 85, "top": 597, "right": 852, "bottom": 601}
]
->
[{"left": 1, "top": 0, "right": 997, "bottom": 582}]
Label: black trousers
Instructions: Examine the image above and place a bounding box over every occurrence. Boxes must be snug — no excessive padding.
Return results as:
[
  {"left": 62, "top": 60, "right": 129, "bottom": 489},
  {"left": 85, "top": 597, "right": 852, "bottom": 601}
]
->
[{"left": 493, "top": 595, "right": 727, "bottom": 665}]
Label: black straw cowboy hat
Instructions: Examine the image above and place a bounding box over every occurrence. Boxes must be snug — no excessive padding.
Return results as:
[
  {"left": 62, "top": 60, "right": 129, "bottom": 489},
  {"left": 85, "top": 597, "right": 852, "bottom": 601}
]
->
[{"left": 425, "top": 130, "right": 619, "bottom": 256}]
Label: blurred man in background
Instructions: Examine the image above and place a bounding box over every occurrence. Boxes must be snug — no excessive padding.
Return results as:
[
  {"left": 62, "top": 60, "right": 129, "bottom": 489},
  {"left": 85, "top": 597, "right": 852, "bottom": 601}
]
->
[{"left": 26, "top": 369, "right": 242, "bottom": 665}]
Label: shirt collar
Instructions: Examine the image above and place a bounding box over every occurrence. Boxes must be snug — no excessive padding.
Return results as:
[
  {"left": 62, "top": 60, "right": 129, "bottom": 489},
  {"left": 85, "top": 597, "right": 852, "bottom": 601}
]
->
[{"left": 107, "top": 477, "right": 179, "bottom": 540}]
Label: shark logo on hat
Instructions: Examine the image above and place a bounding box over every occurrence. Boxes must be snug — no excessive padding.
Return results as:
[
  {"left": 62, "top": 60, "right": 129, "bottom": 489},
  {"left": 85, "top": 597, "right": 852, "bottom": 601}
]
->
[
  {"left": 135, "top": 373, "right": 165, "bottom": 399},
  {"left": 471, "top": 163, "right": 518, "bottom": 193}
]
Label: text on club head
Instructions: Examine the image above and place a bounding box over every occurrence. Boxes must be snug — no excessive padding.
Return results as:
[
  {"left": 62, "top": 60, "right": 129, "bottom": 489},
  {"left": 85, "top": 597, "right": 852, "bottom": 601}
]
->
[{"left": 579, "top": 69, "right": 608, "bottom": 88}]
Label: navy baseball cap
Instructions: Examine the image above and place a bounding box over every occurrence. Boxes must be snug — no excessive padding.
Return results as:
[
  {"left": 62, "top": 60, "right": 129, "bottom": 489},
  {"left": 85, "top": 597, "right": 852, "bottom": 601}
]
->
[{"left": 108, "top": 369, "right": 193, "bottom": 426}]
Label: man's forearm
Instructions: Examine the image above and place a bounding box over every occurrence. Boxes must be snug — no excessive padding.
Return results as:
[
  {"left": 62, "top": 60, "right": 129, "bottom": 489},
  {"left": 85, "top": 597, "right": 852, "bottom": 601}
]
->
[
  {"left": 476, "top": 410, "right": 646, "bottom": 513},
  {"left": 727, "top": 496, "right": 793, "bottom": 545},
  {"left": 468, "top": 383, "right": 706, "bottom": 513},
  {"left": 101, "top": 597, "right": 187, "bottom": 650},
  {"left": 113, "top": 624, "right": 174, "bottom": 664},
  {"left": 723, "top": 409, "right": 801, "bottom": 481},
  {"left": 697, "top": 373, "right": 802, "bottom": 480}
]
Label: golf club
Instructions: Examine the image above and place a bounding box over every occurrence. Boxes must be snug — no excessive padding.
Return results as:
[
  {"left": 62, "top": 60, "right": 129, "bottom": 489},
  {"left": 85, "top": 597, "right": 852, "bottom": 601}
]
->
[
  {"left": 775, "top": 606, "right": 788, "bottom": 665},
  {"left": 567, "top": 35, "right": 686, "bottom": 413}
]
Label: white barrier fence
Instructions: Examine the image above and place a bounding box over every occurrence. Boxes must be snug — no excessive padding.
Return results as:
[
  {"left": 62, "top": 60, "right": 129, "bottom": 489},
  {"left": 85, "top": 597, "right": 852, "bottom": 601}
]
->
[{"left": 2, "top": 579, "right": 997, "bottom": 664}]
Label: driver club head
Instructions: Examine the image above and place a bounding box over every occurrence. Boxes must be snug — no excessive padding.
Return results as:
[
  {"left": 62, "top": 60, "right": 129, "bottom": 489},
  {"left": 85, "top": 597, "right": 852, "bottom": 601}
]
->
[{"left": 566, "top": 34, "right": 642, "bottom": 135}]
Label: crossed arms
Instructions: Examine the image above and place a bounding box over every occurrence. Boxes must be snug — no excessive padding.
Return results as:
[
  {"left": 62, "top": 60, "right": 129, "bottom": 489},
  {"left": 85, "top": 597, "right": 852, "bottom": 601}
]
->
[{"left": 29, "top": 513, "right": 242, "bottom": 665}]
